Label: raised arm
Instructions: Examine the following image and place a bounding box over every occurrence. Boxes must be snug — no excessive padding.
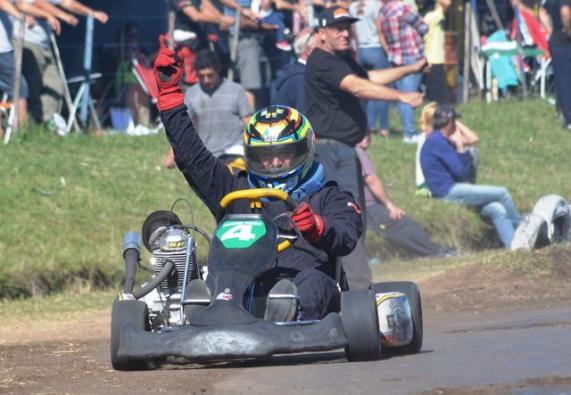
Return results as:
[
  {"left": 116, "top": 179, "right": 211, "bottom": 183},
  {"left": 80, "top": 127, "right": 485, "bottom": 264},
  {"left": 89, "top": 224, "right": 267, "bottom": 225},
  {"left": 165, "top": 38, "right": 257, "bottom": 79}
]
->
[
  {"left": 339, "top": 74, "right": 423, "bottom": 106},
  {"left": 0, "top": 0, "right": 21, "bottom": 18},
  {"left": 59, "top": 0, "right": 108, "bottom": 23},
  {"left": 15, "top": 0, "right": 61, "bottom": 34},
  {"left": 32, "top": 0, "right": 78, "bottom": 26},
  {"left": 154, "top": 35, "right": 237, "bottom": 216},
  {"left": 368, "top": 57, "right": 427, "bottom": 84}
]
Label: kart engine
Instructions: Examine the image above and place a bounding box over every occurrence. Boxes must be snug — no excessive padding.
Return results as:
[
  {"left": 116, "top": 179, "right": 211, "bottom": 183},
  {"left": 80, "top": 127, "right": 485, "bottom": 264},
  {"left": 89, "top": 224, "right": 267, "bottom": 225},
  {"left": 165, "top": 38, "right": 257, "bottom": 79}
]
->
[{"left": 141, "top": 226, "right": 201, "bottom": 328}]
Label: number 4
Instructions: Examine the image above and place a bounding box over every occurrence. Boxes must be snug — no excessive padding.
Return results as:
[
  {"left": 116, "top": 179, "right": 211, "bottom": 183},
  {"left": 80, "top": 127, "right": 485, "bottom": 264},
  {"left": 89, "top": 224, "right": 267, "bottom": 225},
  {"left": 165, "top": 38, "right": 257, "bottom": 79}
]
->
[{"left": 220, "top": 224, "right": 256, "bottom": 241}]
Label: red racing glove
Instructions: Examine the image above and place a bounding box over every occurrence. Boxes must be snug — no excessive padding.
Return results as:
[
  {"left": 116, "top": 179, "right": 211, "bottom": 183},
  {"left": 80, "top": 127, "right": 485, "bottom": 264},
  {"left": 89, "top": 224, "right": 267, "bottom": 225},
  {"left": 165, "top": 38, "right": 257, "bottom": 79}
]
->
[
  {"left": 153, "top": 34, "right": 184, "bottom": 111},
  {"left": 291, "top": 202, "right": 325, "bottom": 244}
]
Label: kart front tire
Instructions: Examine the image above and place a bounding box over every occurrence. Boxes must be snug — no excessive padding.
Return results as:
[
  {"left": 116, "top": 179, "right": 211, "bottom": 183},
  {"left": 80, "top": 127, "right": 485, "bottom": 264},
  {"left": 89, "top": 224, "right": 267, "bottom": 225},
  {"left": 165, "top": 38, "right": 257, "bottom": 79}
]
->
[
  {"left": 110, "top": 298, "right": 150, "bottom": 370},
  {"left": 371, "top": 281, "right": 423, "bottom": 354},
  {"left": 341, "top": 289, "right": 382, "bottom": 362}
]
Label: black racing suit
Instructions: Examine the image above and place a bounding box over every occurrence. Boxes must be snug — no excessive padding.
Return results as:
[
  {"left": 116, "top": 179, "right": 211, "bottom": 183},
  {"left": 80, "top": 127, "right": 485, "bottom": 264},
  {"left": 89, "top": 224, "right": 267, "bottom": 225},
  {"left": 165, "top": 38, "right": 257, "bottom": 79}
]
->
[{"left": 161, "top": 105, "right": 363, "bottom": 319}]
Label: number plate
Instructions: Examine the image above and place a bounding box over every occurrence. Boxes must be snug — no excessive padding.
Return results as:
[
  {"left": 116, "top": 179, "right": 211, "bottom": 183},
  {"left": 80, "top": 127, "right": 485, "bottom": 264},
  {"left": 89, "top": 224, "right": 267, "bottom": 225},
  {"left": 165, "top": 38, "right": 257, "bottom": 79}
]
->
[{"left": 215, "top": 219, "right": 267, "bottom": 248}]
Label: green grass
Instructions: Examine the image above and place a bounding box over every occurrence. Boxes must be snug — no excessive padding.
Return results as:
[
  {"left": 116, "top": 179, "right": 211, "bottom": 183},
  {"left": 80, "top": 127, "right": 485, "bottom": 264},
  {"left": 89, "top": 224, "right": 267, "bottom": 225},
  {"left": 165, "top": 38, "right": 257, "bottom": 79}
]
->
[
  {"left": 364, "top": 98, "right": 571, "bottom": 259},
  {"left": 0, "top": 290, "right": 115, "bottom": 319},
  {"left": 0, "top": 98, "right": 570, "bottom": 299}
]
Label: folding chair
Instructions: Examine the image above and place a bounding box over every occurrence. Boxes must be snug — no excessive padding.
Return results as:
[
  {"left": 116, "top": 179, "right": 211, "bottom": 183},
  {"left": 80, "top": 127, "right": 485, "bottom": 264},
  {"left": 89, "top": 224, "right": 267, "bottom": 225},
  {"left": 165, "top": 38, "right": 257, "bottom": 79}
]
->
[
  {"left": 511, "top": 6, "right": 552, "bottom": 98},
  {"left": 1, "top": 93, "right": 16, "bottom": 144},
  {"left": 65, "top": 72, "right": 103, "bottom": 133},
  {"left": 131, "top": 58, "right": 159, "bottom": 104}
]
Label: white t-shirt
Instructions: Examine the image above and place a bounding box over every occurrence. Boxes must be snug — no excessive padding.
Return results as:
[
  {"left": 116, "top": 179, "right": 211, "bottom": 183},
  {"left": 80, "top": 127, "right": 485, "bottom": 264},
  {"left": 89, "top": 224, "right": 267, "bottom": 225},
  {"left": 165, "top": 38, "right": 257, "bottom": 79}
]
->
[
  {"left": 415, "top": 132, "right": 427, "bottom": 187},
  {"left": 349, "top": 0, "right": 382, "bottom": 49},
  {"left": 0, "top": 13, "right": 13, "bottom": 53}
]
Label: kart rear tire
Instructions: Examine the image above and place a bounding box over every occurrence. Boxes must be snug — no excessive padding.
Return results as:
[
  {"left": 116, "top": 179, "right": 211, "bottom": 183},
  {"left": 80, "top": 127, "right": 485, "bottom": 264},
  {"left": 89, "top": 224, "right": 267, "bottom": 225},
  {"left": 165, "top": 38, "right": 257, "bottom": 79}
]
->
[
  {"left": 371, "top": 281, "right": 423, "bottom": 354},
  {"left": 110, "top": 298, "right": 150, "bottom": 370},
  {"left": 341, "top": 289, "right": 382, "bottom": 362}
]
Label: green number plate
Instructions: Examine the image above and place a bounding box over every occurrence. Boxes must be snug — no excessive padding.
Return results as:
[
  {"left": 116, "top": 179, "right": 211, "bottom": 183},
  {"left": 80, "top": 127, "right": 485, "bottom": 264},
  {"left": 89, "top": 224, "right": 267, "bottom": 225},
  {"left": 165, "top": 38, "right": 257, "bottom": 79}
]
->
[{"left": 215, "top": 219, "right": 267, "bottom": 248}]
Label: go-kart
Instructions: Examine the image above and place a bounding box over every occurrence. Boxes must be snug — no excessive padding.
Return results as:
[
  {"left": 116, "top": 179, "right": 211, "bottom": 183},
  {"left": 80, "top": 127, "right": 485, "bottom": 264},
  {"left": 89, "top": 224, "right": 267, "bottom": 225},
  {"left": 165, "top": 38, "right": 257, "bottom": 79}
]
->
[{"left": 110, "top": 189, "right": 423, "bottom": 370}]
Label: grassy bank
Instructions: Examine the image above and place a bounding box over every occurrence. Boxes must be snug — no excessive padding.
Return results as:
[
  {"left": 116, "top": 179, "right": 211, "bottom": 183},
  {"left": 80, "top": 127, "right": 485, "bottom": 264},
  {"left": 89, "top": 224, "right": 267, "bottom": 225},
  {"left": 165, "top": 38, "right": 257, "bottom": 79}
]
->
[{"left": 0, "top": 98, "right": 570, "bottom": 298}]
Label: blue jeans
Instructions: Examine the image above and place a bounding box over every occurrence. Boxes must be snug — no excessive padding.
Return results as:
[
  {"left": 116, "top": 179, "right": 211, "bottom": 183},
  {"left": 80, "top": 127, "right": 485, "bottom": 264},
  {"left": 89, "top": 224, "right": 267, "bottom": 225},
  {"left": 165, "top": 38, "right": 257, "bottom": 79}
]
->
[
  {"left": 394, "top": 64, "right": 422, "bottom": 138},
  {"left": 444, "top": 183, "right": 522, "bottom": 248},
  {"left": 357, "top": 47, "right": 390, "bottom": 131}
]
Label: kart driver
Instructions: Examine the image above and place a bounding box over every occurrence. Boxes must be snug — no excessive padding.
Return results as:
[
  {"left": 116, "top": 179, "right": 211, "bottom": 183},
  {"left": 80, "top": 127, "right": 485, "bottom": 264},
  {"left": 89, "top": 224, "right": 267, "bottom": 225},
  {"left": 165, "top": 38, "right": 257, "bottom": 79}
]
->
[{"left": 153, "top": 35, "right": 363, "bottom": 321}]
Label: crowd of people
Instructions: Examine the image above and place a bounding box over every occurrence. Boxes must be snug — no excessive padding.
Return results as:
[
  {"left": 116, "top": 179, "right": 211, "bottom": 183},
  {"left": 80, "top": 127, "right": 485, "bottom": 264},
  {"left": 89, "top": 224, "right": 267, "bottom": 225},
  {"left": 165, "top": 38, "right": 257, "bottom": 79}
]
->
[
  {"left": 0, "top": 0, "right": 108, "bottom": 139},
  {"left": 2, "top": 0, "right": 570, "bottom": 279}
]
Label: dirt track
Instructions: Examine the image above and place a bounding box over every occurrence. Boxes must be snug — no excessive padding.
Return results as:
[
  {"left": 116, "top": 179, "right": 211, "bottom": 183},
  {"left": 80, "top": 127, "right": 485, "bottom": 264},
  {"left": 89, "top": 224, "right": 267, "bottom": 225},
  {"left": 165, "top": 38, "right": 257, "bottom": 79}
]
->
[{"left": 2, "top": 261, "right": 571, "bottom": 394}]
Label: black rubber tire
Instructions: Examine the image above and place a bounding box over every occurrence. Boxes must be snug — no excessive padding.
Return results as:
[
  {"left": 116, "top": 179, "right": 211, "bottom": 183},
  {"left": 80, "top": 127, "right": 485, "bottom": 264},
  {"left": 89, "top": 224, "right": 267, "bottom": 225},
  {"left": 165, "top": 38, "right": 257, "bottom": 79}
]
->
[
  {"left": 110, "top": 298, "right": 150, "bottom": 370},
  {"left": 341, "top": 289, "right": 382, "bottom": 362},
  {"left": 371, "top": 281, "right": 423, "bottom": 354}
]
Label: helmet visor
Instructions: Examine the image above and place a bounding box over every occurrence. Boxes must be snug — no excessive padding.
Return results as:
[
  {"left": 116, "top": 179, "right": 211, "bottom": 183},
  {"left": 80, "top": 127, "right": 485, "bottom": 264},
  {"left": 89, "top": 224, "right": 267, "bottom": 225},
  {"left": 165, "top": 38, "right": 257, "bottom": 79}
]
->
[{"left": 245, "top": 139, "right": 310, "bottom": 178}]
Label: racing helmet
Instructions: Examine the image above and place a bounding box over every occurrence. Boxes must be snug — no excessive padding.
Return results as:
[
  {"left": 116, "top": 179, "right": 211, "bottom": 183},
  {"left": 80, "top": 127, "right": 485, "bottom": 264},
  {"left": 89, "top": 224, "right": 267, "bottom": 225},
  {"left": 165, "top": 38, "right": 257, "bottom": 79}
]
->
[{"left": 244, "top": 105, "right": 315, "bottom": 193}]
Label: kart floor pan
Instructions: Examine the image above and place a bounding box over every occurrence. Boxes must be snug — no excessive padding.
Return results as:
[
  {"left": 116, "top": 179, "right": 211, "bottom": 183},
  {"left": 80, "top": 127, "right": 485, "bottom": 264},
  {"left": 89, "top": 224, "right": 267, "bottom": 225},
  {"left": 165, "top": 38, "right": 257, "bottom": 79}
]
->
[{"left": 118, "top": 313, "right": 347, "bottom": 361}]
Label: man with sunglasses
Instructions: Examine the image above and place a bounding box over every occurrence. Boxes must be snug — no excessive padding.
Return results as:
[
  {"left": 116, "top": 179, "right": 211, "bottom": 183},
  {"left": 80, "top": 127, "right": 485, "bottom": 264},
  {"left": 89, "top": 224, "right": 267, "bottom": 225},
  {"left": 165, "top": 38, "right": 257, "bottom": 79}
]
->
[{"left": 304, "top": 5, "right": 426, "bottom": 288}]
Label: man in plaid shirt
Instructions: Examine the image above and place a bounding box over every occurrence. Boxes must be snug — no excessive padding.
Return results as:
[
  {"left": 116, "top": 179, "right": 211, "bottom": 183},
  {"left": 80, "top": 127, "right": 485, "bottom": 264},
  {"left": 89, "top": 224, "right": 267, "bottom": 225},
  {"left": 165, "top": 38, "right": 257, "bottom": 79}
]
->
[{"left": 379, "top": 0, "right": 428, "bottom": 143}]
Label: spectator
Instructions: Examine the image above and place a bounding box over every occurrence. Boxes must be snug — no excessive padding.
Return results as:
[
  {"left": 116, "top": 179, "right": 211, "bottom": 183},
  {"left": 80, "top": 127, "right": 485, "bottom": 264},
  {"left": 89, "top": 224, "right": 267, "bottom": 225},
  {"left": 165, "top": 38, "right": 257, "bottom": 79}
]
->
[
  {"left": 548, "top": 0, "right": 571, "bottom": 129},
  {"left": 12, "top": 0, "right": 108, "bottom": 124},
  {"left": 225, "top": 0, "right": 266, "bottom": 109},
  {"left": 271, "top": 28, "right": 317, "bottom": 109},
  {"left": 379, "top": 0, "right": 428, "bottom": 143},
  {"left": 164, "top": 50, "right": 253, "bottom": 169},
  {"left": 114, "top": 23, "right": 151, "bottom": 127},
  {"left": 419, "top": 104, "right": 522, "bottom": 248},
  {"left": 423, "top": 0, "right": 452, "bottom": 104},
  {"left": 252, "top": 0, "right": 291, "bottom": 51},
  {"left": 0, "top": 0, "right": 30, "bottom": 138},
  {"left": 356, "top": 132, "right": 453, "bottom": 258},
  {"left": 415, "top": 101, "right": 478, "bottom": 194},
  {"left": 349, "top": 0, "right": 391, "bottom": 137},
  {"left": 170, "top": 0, "right": 234, "bottom": 85},
  {"left": 304, "top": 6, "right": 424, "bottom": 288},
  {"left": 172, "top": 0, "right": 233, "bottom": 47}
]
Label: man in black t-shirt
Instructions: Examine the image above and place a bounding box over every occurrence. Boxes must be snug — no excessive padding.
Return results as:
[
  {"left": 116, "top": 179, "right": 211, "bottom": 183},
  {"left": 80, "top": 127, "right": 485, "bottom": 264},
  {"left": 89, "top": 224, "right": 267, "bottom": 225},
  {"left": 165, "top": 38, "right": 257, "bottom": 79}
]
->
[{"left": 303, "top": 5, "right": 427, "bottom": 289}]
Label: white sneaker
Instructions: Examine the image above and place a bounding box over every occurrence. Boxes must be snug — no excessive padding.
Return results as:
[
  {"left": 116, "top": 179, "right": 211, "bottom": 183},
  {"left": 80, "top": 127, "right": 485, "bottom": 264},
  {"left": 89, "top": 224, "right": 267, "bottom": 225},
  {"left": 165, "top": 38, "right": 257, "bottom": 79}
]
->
[
  {"left": 402, "top": 135, "right": 419, "bottom": 144},
  {"left": 48, "top": 112, "right": 68, "bottom": 136}
]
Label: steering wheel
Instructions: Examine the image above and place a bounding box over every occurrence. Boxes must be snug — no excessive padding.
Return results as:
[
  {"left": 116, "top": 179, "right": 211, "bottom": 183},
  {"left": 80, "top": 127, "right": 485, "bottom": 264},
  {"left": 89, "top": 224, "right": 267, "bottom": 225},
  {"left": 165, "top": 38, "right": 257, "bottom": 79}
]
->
[{"left": 220, "top": 188, "right": 298, "bottom": 252}]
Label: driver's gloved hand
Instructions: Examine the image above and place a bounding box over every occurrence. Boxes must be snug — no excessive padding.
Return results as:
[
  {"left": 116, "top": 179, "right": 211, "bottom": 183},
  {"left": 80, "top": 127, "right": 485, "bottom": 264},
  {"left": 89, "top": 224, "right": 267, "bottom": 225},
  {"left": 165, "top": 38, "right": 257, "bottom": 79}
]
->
[
  {"left": 153, "top": 34, "right": 184, "bottom": 111},
  {"left": 291, "top": 202, "right": 325, "bottom": 244}
]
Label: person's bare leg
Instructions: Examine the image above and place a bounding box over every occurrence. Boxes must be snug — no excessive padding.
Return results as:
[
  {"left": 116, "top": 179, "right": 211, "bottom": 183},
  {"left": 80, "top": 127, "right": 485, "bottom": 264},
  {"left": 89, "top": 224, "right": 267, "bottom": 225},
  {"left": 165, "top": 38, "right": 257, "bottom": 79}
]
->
[{"left": 18, "top": 99, "right": 27, "bottom": 127}]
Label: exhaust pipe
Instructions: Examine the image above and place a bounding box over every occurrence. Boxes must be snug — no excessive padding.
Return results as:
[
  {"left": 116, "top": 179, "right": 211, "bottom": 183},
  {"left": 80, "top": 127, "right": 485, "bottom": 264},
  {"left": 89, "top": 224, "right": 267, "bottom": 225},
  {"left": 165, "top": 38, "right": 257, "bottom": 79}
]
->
[
  {"left": 122, "top": 232, "right": 176, "bottom": 299},
  {"left": 122, "top": 232, "right": 141, "bottom": 294}
]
